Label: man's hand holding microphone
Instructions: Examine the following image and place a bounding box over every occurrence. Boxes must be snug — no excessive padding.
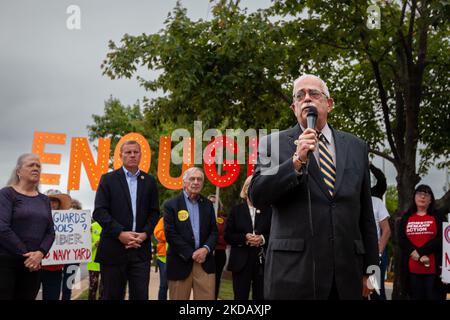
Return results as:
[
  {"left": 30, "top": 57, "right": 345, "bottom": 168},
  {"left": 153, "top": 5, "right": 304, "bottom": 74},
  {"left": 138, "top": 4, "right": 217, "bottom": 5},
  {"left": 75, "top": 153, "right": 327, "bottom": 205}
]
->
[{"left": 293, "top": 106, "right": 318, "bottom": 171}]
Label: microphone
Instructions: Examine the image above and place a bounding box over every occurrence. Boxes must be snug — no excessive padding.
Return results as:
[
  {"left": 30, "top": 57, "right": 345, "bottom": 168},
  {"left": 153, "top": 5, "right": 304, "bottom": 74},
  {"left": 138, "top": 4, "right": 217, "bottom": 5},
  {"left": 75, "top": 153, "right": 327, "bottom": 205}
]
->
[
  {"left": 306, "top": 106, "right": 318, "bottom": 129},
  {"left": 306, "top": 106, "right": 318, "bottom": 160}
]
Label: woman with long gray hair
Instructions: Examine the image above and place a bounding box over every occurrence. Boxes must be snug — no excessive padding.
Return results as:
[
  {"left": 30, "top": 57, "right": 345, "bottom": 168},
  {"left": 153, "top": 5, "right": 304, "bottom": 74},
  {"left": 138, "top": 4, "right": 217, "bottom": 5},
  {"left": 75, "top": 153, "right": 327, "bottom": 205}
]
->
[{"left": 0, "top": 153, "right": 55, "bottom": 299}]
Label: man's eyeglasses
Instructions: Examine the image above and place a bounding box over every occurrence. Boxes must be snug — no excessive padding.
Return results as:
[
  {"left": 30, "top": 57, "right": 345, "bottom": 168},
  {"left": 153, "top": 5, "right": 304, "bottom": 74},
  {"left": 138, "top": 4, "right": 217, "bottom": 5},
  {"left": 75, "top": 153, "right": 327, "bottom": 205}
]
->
[
  {"left": 416, "top": 191, "right": 431, "bottom": 198},
  {"left": 293, "top": 89, "right": 328, "bottom": 102}
]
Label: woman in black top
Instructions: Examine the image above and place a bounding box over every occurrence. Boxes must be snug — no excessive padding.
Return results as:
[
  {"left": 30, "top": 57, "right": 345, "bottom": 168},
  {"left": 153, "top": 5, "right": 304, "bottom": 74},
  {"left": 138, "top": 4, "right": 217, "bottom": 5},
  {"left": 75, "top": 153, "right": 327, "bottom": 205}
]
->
[
  {"left": 224, "top": 176, "right": 271, "bottom": 300},
  {"left": 0, "top": 153, "right": 55, "bottom": 299}
]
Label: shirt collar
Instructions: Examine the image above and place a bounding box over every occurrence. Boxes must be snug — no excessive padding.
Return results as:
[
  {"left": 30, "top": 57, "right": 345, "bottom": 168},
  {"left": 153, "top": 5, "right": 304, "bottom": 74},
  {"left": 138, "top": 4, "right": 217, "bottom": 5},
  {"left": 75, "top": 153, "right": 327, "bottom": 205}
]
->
[
  {"left": 300, "top": 122, "right": 332, "bottom": 144},
  {"left": 122, "top": 166, "right": 140, "bottom": 178},
  {"left": 319, "top": 123, "right": 332, "bottom": 144},
  {"left": 183, "top": 190, "right": 199, "bottom": 204}
]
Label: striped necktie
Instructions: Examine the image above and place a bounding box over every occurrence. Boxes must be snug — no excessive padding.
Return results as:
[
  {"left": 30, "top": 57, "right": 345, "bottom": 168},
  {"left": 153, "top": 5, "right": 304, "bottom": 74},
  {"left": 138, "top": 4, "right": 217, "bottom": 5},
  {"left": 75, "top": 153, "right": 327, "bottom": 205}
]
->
[{"left": 318, "top": 133, "right": 336, "bottom": 196}]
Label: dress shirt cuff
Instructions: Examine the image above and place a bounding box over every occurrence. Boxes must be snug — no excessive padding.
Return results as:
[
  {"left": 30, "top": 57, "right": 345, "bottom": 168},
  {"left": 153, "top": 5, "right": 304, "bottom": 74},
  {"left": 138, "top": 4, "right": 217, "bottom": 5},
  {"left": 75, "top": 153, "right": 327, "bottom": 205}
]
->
[
  {"left": 260, "top": 235, "right": 266, "bottom": 246},
  {"left": 203, "top": 245, "right": 211, "bottom": 253}
]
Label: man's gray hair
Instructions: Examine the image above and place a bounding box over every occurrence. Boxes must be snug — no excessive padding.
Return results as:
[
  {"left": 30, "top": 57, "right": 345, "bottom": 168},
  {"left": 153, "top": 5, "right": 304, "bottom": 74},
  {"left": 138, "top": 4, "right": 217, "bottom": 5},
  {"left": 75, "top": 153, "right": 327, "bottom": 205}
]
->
[
  {"left": 292, "top": 74, "right": 330, "bottom": 98},
  {"left": 120, "top": 140, "right": 141, "bottom": 153},
  {"left": 7, "top": 153, "right": 40, "bottom": 189},
  {"left": 182, "top": 167, "right": 204, "bottom": 182}
]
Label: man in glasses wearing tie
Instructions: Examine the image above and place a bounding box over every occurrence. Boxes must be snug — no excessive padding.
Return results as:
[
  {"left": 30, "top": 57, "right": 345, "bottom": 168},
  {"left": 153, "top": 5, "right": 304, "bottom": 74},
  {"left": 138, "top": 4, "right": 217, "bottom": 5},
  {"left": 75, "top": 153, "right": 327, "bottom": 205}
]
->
[{"left": 249, "top": 74, "right": 378, "bottom": 300}]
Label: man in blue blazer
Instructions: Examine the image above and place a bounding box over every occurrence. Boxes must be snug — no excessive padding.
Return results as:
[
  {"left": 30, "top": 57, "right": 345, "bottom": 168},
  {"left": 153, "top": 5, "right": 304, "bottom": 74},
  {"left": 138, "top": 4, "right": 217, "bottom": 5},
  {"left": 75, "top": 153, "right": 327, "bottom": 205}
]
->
[
  {"left": 249, "top": 74, "right": 378, "bottom": 300},
  {"left": 93, "top": 140, "right": 159, "bottom": 300},
  {"left": 164, "top": 167, "right": 218, "bottom": 300}
]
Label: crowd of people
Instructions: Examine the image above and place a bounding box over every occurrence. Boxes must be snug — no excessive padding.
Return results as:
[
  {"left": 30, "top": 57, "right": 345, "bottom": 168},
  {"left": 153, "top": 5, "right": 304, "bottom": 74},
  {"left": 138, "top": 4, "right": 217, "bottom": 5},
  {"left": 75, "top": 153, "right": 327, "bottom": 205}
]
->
[{"left": 0, "top": 74, "right": 448, "bottom": 300}]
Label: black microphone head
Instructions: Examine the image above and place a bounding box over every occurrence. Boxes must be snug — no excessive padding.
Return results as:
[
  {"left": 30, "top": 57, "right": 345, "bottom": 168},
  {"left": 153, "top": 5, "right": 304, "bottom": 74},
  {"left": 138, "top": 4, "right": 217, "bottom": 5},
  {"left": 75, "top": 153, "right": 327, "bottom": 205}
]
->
[
  {"left": 307, "top": 106, "right": 318, "bottom": 118},
  {"left": 306, "top": 106, "right": 318, "bottom": 129}
]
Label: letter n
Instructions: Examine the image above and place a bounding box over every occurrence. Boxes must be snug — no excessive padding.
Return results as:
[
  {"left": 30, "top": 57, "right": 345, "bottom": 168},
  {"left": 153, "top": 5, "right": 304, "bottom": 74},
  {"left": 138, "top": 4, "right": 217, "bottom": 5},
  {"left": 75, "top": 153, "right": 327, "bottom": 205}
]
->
[{"left": 68, "top": 137, "right": 110, "bottom": 190}]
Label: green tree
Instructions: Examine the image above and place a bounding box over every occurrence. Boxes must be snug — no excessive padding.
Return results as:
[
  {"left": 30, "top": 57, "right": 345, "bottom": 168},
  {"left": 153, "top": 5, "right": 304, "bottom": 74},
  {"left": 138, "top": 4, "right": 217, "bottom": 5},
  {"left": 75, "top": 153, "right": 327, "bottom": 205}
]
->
[
  {"left": 88, "top": 96, "right": 147, "bottom": 157},
  {"left": 91, "top": 0, "right": 449, "bottom": 298},
  {"left": 385, "top": 185, "right": 399, "bottom": 215},
  {"left": 101, "top": 0, "right": 449, "bottom": 212}
]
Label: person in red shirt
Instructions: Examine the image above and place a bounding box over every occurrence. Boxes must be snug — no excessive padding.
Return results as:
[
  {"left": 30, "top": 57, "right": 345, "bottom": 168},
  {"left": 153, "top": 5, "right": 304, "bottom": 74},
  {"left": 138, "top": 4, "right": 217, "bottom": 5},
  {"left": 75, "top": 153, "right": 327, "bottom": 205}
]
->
[{"left": 399, "top": 184, "right": 444, "bottom": 300}]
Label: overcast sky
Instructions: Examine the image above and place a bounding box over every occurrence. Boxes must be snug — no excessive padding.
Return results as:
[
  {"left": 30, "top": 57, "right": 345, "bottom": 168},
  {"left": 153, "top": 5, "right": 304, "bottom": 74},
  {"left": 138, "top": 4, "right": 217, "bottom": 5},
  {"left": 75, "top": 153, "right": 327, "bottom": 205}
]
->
[{"left": 0, "top": 0, "right": 447, "bottom": 212}]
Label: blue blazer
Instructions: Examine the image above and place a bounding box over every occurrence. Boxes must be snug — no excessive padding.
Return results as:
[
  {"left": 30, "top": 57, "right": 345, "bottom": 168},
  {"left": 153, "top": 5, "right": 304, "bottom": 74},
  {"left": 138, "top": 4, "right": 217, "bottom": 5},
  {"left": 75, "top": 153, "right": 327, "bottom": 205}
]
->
[
  {"left": 93, "top": 168, "right": 159, "bottom": 265},
  {"left": 164, "top": 192, "right": 218, "bottom": 281}
]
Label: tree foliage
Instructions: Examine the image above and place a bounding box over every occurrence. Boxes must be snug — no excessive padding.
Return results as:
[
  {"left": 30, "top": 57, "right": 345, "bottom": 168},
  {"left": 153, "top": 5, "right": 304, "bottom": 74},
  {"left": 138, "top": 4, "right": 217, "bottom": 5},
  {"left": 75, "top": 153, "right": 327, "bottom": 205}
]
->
[{"left": 99, "top": 0, "right": 449, "bottom": 211}]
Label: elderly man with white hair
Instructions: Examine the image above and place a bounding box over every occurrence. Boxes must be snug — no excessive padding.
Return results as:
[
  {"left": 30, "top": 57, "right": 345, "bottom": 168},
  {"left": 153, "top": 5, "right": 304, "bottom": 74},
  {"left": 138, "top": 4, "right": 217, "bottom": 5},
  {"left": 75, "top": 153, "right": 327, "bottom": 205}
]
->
[
  {"left": 163, "top": 167, "right": 218, "bottom": 300},
  {"left": 249, "top": 74, "right": 379, "bottom": 300}
]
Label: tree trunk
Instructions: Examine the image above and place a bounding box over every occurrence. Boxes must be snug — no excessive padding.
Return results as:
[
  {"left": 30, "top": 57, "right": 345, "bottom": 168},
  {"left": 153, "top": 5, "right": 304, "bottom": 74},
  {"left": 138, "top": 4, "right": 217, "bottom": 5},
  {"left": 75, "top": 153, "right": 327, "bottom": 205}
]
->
[
  {"left": 436, "top": 189, "right": 450, "bottom": 215},
  {"left": 391, "top": 159, "right": 421, "bottom": 299}
]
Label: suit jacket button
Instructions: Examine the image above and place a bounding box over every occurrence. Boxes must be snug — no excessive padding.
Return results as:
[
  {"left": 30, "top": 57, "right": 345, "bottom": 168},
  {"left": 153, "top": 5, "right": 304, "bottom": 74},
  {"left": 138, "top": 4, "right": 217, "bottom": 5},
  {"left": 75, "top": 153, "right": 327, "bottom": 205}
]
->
[{"left": 330, "top": 202, "right": 336, "bottom": 208}]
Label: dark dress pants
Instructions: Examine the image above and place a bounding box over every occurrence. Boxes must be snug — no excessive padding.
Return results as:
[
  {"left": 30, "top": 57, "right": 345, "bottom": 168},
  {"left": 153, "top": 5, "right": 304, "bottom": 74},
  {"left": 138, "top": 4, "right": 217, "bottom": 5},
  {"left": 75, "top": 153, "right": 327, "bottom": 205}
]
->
[
  {"left": 41, "top": 269, "right": 63, "bottom": 300},
  {"left": 232, "top": 249, "right": 264, "bottom": 300},
  {"left": 214, "top": 249, "right": 227, "bottom": 299},
  {"left": 100, "top": 250, "right": 150, "bottom": 300},
  {"left": 0, "top": 256, "right": 41, "bottom": 300}
]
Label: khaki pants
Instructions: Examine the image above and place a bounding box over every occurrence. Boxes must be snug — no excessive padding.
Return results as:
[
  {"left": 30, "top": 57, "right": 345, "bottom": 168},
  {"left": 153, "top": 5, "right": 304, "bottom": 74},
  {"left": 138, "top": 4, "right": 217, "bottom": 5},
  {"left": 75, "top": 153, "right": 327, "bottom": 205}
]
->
[{"left": 169, "top": 262, "right": 215, "bottom": 300}]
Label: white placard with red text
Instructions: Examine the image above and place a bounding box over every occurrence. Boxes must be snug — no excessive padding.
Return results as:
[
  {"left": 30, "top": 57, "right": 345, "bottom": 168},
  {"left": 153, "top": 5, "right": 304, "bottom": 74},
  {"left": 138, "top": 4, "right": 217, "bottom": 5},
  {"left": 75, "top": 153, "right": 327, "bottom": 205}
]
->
[
  {"left": 442, "top": 222, "right": 450, "bottom": 283},
  {"left": 42, "top": 210, "right": 92, "bottom": 266}
]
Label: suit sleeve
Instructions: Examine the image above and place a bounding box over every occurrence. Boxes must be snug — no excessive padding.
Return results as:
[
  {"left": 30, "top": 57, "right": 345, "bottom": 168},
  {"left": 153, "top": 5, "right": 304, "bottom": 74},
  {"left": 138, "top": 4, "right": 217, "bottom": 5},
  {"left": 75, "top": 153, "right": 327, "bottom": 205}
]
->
[
  {"left": 249, "top": 134, "right": 306, "bottom": 208},
  {"left": 261, "top": 207, "right": 272, "bottom": 248},
  {"left": 360, "top": 143, "right": 379, "bottom": 272},
  {"left": 224, "top": 206, "right": 247, "bottom": 245},
  {"left": 93, "top": 174, "right": 125, "bottom": 238},
  {"left": 163, "top": 200, "right": 194, "bottom": 262},
  {"left": 203, "top": 204, "right": 218, "bottom": 253},
  {"left": 143, "top": 176, "right": 160, "bottom": 238}
]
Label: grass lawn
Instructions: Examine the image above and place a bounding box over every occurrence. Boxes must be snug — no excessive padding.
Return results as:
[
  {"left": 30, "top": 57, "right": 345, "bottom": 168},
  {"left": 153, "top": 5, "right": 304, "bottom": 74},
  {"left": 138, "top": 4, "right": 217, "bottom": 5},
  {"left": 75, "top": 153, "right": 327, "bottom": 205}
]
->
[{"left": 218, "top": 278, "right": 233, "bottom": 300}]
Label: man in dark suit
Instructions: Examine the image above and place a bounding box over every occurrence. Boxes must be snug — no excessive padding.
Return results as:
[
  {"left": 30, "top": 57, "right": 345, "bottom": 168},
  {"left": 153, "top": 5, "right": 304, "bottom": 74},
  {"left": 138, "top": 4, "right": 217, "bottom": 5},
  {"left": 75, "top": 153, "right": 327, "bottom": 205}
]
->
[
  {"left": 93, "top": 140, "right": 159, "bottom": 300},
  {"left": 164, "top": 167, "right": 218, "bottom": 300},
  {"left": 249, "top": 74, "right": 379, "bottom": 300},
  {"left": 225, "top": 175, "right": 272, "bottom": 300}
]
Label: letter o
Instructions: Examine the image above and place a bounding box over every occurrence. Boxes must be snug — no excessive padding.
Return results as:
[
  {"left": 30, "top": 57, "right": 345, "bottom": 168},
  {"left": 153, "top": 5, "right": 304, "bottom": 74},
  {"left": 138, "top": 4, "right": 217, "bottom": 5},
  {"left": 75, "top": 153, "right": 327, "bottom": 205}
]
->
[{"left": 113, "top": 133, "right": 151, "bottom": 172}]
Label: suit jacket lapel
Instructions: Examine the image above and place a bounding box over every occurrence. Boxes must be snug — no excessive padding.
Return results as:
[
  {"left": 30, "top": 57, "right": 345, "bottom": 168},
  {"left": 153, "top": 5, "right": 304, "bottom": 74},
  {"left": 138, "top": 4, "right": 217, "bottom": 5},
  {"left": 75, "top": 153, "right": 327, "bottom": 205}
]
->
[
  {"left": 254, "top": 207, "right": 262, "bottom": 233},
  {"left": 287, "top": 123, "right": 331, "bottom": 199},
  {"left": 243, "top": 203, "right": 254, "bottom": 232},
  {"left": 307, "top": 156, "right": 332, "bottom": 199},
  {"left": 179, "top": 193, "right": 195, "bottom": 240},
  {"left": 116, "top": 168, "right": 133, "bottom": 213},
  {"left": 136, "top": 172, "right": 145, "bottom": 222},
  {"left": 332, "top": 129, "right": 348, "bottom": 195},
  {"left": 286, "top": 123, "right": 301, "bottom": 156}
]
